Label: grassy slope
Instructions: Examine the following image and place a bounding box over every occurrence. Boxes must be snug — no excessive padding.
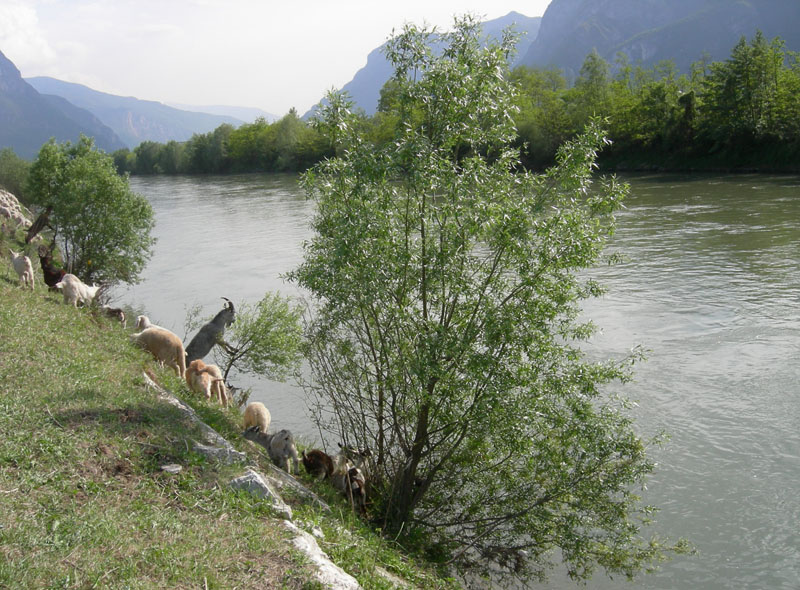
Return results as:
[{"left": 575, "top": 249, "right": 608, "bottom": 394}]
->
[{"left": 0, "top": 236, "right": 458, "bottom": 590}]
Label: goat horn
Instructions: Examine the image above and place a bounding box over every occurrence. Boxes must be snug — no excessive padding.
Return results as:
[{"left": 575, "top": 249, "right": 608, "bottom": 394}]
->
[{"left": 221, "top": 297, "right": 234, "bottom": 311}]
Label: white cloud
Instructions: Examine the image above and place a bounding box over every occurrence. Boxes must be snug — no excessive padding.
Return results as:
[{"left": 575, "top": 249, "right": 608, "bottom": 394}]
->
[{"left": 0, "top": 1, "right": 57, "bottom": 73}]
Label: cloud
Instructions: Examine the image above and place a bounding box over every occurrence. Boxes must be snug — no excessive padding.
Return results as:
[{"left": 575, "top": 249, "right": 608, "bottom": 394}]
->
[{"left": 0, "top": 1, "right": 57, "bottom": 72}]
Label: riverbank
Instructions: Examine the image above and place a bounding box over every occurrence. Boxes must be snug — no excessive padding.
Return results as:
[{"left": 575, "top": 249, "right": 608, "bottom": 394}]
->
[{"left": 0, "top": 248, "right": 458, "bottom": 589}]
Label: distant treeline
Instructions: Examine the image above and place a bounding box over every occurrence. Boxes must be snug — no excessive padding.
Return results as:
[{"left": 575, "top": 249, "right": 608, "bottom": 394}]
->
[
  {"left": 1, "top": 30, "right": 796, "bottom": 193},
  {"left": 106, "top": 32, "right": 800, "bottom": 176}
]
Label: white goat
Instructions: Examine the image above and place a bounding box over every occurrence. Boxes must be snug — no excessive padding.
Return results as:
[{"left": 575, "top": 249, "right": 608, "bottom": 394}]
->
[
  {"left": 243, "top": 426, "right": 299, "bottom": 475},
  {"left": 331, "top": 443, "right": 370, "bottom": 516},
  {"left": 130, "top": 326, "right": 186, "bottom": 378},
  {"left": 54, "top": 273, "right": 100, "bottom": 307},
  {"left": 186, "top": 359, "right": 228, "bottom": 406},
  {"left": 9, "top": 250, "right": 34, "bottom": 290},
  {"left": 242, "top": 402, "right": 271, "bottom": 433}
]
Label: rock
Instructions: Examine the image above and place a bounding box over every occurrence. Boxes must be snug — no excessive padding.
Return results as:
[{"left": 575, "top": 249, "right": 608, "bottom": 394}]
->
[
  {"left": 283, "top": 521, "right": 362, "bottom": 590},
  {"left": 160, "top": 463, "right": 183, "bottom": 474},
  {"left": 229, "top": 469, "right": 293, "bottom": 520}
]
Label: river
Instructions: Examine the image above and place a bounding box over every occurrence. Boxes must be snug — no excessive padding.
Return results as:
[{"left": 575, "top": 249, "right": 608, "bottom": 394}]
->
[{"left": 118, "top": 172, "right": 800, "bottom": 589}]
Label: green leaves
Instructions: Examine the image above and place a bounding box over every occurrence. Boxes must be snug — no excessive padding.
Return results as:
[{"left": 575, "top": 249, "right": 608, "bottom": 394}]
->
[
  {"left": 292, "top": 15, "right": 684, "bottom": 584},
  {"left": 26, "top": 135, "right": 155, "bottom": 286}
]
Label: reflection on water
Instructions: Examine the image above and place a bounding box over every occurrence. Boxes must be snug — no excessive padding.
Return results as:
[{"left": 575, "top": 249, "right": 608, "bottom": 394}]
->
[{"left": 118, "top": 172, "right": 800, "bottom": 589}]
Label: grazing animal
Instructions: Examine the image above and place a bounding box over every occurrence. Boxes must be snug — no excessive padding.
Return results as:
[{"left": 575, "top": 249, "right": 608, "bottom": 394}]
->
[
  {"left": 185, "top": 298, "right": 236, "bottom": 363},
  {"left": 54, "top": 273, "right": 100, "bottom": 307},
  {"left": 130, "top": 326, "right": 186, "bottom": 378},
  {"left": 301, "top": 449, "right": 335, "bottom": 480},
  {"left": 186, "top": 359, "right": 228, "bottom": 406},
  {"left": 9, "top": 250, "right": 34, "bottom": 290},
  {"left": 134, "top": 315, "right": 165, "bottom": 332},
  {"left": 338, "top": 442, "right": 372, "bottom": 475},
  {"left": 331, "top": 443, "right": 370, "bottom": 516},
  {"left": 100, "top": 305, "right": 126, "bottom": 327},
  {"left": 243, "top": 402, "right": 271, "bottom": 433},
  {"left": 37, "top": 245, "right": 66, "bottom": 291},
  {"left": 243, "top": 426, "right": 299, "bottom": 475}
]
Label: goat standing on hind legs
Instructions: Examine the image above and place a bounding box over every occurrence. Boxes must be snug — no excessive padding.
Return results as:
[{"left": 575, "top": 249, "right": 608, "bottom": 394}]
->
[{"left": 184, "top": 298, "right": 238, "bottom": 364}]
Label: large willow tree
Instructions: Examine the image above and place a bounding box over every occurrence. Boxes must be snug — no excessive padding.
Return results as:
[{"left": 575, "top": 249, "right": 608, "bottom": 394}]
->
[{"left": 291, "top": 16, "right": 686, "bottom": 585}]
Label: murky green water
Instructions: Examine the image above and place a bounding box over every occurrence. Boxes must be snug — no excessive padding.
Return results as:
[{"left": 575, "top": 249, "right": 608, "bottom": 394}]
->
[{"left": 121, "top": 172, "right": 800, "bottom": 589}]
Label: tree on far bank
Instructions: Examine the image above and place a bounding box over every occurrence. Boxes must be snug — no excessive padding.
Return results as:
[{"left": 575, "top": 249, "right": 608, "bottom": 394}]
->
[
  {"left": 291, "top": 16, "right": 688, "bottom": 585},
  {"left": 26, "top": 135, "right": 155, "bottom": 286}
]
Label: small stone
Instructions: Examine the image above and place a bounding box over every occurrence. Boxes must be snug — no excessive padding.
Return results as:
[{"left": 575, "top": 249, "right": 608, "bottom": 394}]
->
[{"left": 160, "top": 464, "right": 183, "bottom": 474}]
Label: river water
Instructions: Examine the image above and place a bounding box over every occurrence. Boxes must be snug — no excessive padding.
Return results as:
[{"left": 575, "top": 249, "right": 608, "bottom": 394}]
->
[{"left": 119, "top": 172, "right": 800, "bottom": 589}]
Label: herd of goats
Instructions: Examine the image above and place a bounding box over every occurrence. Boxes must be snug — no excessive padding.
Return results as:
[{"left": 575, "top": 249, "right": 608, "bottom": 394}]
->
[{"left": 6, "top": 243, "right": 371, "bottom": 516}]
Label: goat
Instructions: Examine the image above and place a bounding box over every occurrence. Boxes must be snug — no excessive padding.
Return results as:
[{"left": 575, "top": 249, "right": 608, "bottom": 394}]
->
[
  {"left": 37, "top": 245, "right": 65, "bottom": 291},
  {"left": 301, "top": 449, "right": 334, "bottom": 480},
  {"left": 54, "top": 273, "right": 100, "bottom": 307},
  {"left": 186, "top": 359, "right": 228, "bottom": 406},
  {"left": 9, "top": 250, "right": 34, "bottom": 290},
  {"left": 185, "top": 298, "right": 236, "bottom": 363},
  {"left": 130, "top": 326, "right": 186, "bottom": 378},
  {"left": 243, "top": 426, "right": 299, "bottom": 475},
  {"left": 338, "top": 442, "right": 372, "bottom": 475},
  {"left": 100, "top": 305, "right": 126, "bottom": 327},
  {"left": 330, "top": 443, "right": 369, "bottom": 516},
  {"left": 243, "top": 402, "right": 271, "bottom": 433}
]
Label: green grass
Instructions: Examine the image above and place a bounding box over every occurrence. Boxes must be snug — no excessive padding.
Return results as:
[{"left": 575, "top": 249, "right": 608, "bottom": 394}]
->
[{"left": 0, "top": 238, "right": 459, "bottom": 590}]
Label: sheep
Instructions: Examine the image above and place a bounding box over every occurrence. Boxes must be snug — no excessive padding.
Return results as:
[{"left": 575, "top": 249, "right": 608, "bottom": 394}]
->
[
  {"left": 301, "top": 449, "right": 335, "bottom": 480},
  {"left": 54, "top": 273, "right": 100, "bottom": 307},
  {"left": 9, "top": 250, "right": 34, "bottom": 290},
  {"left": 243, "top": 426, "right": 300, "bottom": 475},
  {"left": 242, "top": 402, "right": 271, "bottom": 433},
  {"left": 130, "top": 326, "right": 186, "bottom": 378},
  {"left": 186, "top": 359, "right": 229, "bottom": 406},
  {"left": 185, "top": 298, "right": 236, "bottom": 363},
  {"left": 37, "top": 245, "right": 66, "bottom": 291},
  {"left": 134, "top": 315, "right": 165, "bottom": 332}
]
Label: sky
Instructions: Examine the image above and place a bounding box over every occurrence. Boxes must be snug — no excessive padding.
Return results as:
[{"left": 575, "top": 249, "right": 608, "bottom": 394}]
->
[{"left": 0, "top": 0, "right": 553, "bottom": 117}]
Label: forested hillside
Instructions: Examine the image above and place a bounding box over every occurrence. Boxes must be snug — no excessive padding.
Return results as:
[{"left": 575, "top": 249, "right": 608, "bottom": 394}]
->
[{"left": 521, "top": 0, "right": 800, "bottom": 80}]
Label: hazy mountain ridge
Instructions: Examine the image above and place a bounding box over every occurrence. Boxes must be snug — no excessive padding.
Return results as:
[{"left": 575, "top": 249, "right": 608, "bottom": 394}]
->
[
  {"left": 0, "top": 49, "right": 124, "bottom": 159},
  {"left": 309, "top": 11, "right": 543, "bottom": 118},
  {"left": 521, "top": 0, "right": 800, "bottom": 78},
  {"left": 25, "top": 77, "right": 245, "bottom": 149}
]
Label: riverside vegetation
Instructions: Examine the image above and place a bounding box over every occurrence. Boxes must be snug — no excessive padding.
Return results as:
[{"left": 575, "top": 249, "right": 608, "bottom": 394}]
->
[
  {"left": 0, "top": 234, "right": 459, "bottom": 588},
  {"left": 0, "top": 15, "right": 694, "bottom": 588},
  {"left": 101, "top": 30, "right": 800, "bottom": 176}
]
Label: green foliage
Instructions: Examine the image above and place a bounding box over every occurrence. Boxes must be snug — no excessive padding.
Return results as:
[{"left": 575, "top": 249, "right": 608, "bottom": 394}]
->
[
  {"left": 0, "top": 147, "right": 31, "bottom": 203},
  {"left": 211, "top": 291, "right": 304, "bottom": 382},
  {"left": 291, "top": 16, "right": 686, "bottom": 585},
  {"left": 26, "top": 135, "right": 155, "bottom": 285}
]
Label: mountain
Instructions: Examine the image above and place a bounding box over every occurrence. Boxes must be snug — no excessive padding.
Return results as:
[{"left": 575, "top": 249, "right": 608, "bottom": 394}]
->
[
  {"left": 0, "top": 50, "right": 124, "bottom": 160},
  {"left": 305, "top": 12, "right": 542, "bottom": 118},
  {"left": 166, "top": 103, "right": 279, "bottom": 124},
  {"left": 521, "top": 0, "right": 800, "bottom": 79},
  {"left": 26, "top": 77, "right": 245, "bottom": 149}
]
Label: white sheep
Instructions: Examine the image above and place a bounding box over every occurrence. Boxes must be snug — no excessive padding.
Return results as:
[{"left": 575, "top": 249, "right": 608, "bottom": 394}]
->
[
  {"left": 186, "top": 359, "right": 229, "bottom": 406},
  {"left": 9, "top": 250, "right": 34, "bottom": 290},
  {"left": 130, "top": 326, "right": 186, "bottom": 378},
  {"left": 54, "top": 273, "right": 100, "bottom": 307},
  {"left": 242, "top": 402, "right": 271, "bottom": 433},
  {"left": 243, "top": 426, "right": 299, "bottom": 475}
]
